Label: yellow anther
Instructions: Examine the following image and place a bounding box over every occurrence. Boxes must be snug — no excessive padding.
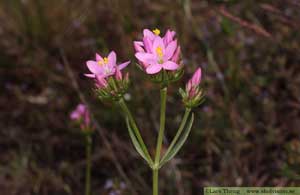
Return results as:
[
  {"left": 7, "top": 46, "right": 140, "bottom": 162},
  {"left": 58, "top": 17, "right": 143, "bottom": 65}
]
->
[
  {"left": 152, "top": 28, "right": 160, "bottom": 35},
  {"left": 103, "top": 57, "right": 109, "bottom": 64},
  {"left": 98, "top": 57, "right": 109, "bottom": 66},
  {"left": 156, "top": 46, "right": 163, "bottom": 58},
  {"left": 98, "top": 60, "right": 103, "bottom": 66}
]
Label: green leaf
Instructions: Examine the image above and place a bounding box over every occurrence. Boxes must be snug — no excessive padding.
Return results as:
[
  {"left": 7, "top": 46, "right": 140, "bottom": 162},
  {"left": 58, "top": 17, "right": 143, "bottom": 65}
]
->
[
  {"left": 125, "top": 118, "right": 152, "bottom": 165},
  {"left": 159, "top": 113, "right": 194, "bottom": 167}
]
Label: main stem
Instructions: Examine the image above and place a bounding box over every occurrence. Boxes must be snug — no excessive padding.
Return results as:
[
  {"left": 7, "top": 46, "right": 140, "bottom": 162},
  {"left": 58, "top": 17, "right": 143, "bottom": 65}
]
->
[
  {"left": 153, "top": 87, "right": 168, "bottom": 195},
  {"left": 85, "top": 135, "right": 92, "bottom": 195},
  {"left": 153, "top": 169, "right": 158, "bottom": 195}
]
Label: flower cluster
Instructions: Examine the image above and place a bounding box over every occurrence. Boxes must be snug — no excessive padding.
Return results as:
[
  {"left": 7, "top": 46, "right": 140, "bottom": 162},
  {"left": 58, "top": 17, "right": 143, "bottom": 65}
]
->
[
  {"left": 84, "top": 28, "right": 203, "bottom": 107},
  {"left": 85, "top": 51, "right": 130, "bottom": 101},
  {"left": 134, "top": 28, "right": 183, "bottom": 84},
  {"left": 179, "top": 68, "right": 204, "bottom": 108},
  {"left": 70, "top": 103, "right": 93, "bottom": 132}
]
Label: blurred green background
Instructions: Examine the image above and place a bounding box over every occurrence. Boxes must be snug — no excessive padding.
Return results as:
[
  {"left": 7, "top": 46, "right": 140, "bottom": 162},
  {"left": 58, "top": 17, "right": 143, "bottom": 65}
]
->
[{"left": 1, "top": 0, "right": 300, "bottom": 194}]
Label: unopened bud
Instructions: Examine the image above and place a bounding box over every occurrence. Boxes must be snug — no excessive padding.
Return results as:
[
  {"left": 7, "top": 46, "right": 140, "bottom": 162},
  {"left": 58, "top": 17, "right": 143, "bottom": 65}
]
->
[
  {"left": 115, "top": 67, "right": 122, "bottom": 81},
  {"left": 95, "top": 75, "right": 108, "bottom": 89}
]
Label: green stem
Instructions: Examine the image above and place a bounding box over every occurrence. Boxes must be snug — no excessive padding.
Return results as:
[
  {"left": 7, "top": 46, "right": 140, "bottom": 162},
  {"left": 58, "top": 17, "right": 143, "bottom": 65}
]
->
[
  {"left": 119, "top": 98, "right": 153, "bottom": 165},
  {"left": 154, "top": 87, "right": 167, "bottom": 164},
  {"left": 152, "top": 87, "right": 168, "bottom": 195},
  {"left": 85, "top": 135, "right": 92, "bottom": 195},
  {"left": 153, "top": 169, "right": 158, "bottom": 195},
  {"left": 160, "top": 108, "right": 191, "bottom": 165}
]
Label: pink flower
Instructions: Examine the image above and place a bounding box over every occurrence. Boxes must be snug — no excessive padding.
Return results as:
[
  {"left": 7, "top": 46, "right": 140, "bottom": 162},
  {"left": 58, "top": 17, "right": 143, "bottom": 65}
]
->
[
  {"left": 70, "top": 103, "right": 92, "bottom": 131},
  {"left": 186, "top": 68, "right": 202, "bottom": 98},
  {"left": 134, "top": 28, "right": 181, "bottom": 74},
  {"left": 85, "top": 51, "right": 130, "bottom": 78},
  {"left": 135, "top": 36, "right": 178, "bottom": 74}
]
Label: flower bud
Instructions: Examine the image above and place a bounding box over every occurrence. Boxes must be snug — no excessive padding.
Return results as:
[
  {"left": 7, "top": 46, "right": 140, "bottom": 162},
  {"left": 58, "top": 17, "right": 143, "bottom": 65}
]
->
[
  {"left": 133, "top": 41, "right": 145, "bottom": 53},
  {"left": 190, "top": 68, "right": 201, "bottom": 87},
  {"left": 163, "top": 30, "right": 176, "bottom": 44},
  {"left": 95, "top": 75, "right": 108, "bottom": 89},
  {"left": 115, "top": 67, "right": 122, "bottom": 81},
  {"left": 180, "top": 67, "right": 204, "bottom": 108},
  {"left": 70, "top": 103, "right": 93, "bottom": 132},
  {"left": 171, "top": 46, "right": 181, "bottom": 63},
  {"left": 125, "top": 72, "right": 129, "bottom": 81}
]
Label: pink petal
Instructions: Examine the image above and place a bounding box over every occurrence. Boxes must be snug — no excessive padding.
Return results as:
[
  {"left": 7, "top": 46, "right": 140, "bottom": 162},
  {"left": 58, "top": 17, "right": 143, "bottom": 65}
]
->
[
  {"left": 171, "top": 46, "right": 181, "bottom": 62},
  {"left": 140, "top": 62, "right": 149, "bottom": 68},
  {"left": 96, "top": 75, "right": 108, "bottom": 87},
  {"left": 163, "top": 30, "right": 176, "bottom": 44},
  {"left": 134, "top": 41, "right": 144, "bottom": 52},
  {"left": 162, "top": 61, "right": 179, "bottom": 70},
  {"left": 70, "top": 104, "right": 86, "bottom": 120},
  {"left": 95, "top": 53, "right": 103, "bottom": 61},
  {"left": 143, "top": 29, "right": 155, "bottom": 40},
  {"left": 188, "top": 88, "right": 196, "bottom": 98},
  {"left": 70, "top": 111, "right": 80, "bottom": 120},
  {"left": 77, "top": 104, "right": 86, "bottom": 114},
  {"left": 152, "top": 37, "right": 165, "bottom": 54},
  {"left": 143, "top": 37, "right": 152, "bottom": 53},
  {"left": 191, "top": 67, "right": 202, "bottom": 85},
  {"left": 186, "top": 80, "right": 192, "bottom": 92},
  {"left": 146, "top": 64, "right": 162, "bottom": 74},
  {"left": 84, "top": 111, "right": 90, "bottom": 126},
  {"left": 108, "top": 51, "right": 117, "bottom": 67},
  {"left": 86, "top": 60, "right": 103, "bottom": 74},
  {"left": 134, "top": 41, "right": 143, "bottom": 46},
  {"left": 84, "top": 73, "right": 96, "bottom": 78},
  {"left": 135, "top": 52, "right": 157, "bottom": 64},
  {"left": 164, "top": 40, "right": 177, "bottom": 60},
  {"left": 115, "top": 67, "right": 122, "bottom": 80},
  {"left": 118, "top": 61, "right": 130, "bottom": 70},
  {"left": 103, "top": 68, "right": 116, "bottom": 77}
]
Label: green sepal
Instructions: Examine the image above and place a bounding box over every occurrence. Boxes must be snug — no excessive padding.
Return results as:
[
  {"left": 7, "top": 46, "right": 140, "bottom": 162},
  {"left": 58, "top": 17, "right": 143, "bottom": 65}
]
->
[{"left": 179, "top": 87, "right": 186, "bottom": 98}]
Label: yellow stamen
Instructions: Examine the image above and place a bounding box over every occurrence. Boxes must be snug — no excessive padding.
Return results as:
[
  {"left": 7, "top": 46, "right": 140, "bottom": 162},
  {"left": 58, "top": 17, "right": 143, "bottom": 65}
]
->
[
  {"left": 98, "top": 61, "right": 103, "bottom": 66},
  {"left": 98, "top": 57, "right": 109, "bottom": 66},
  {"left": 103, "top": 57, "right": 109, "bottom": 64},
  {"left": 156, "top": 46, "right": 163, "bottom": 58},
  {"left": 152, "top": 28, "right": 160, "bottom": 35}
]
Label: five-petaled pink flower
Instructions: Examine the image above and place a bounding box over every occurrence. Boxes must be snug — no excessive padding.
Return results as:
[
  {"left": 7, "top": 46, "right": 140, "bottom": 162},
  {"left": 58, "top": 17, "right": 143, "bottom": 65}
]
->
[
  {"left": 70, "top": 103, "right": 92, "bottom": 131},
  {"left": 186, "top": 67, "right": 202, "bottom": 98},
  {"left": 134, "top": 28, "right": 181, "bottom": 74},
  {"left": 85, "top": 51, "right": 130, "bottom": 78}
]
